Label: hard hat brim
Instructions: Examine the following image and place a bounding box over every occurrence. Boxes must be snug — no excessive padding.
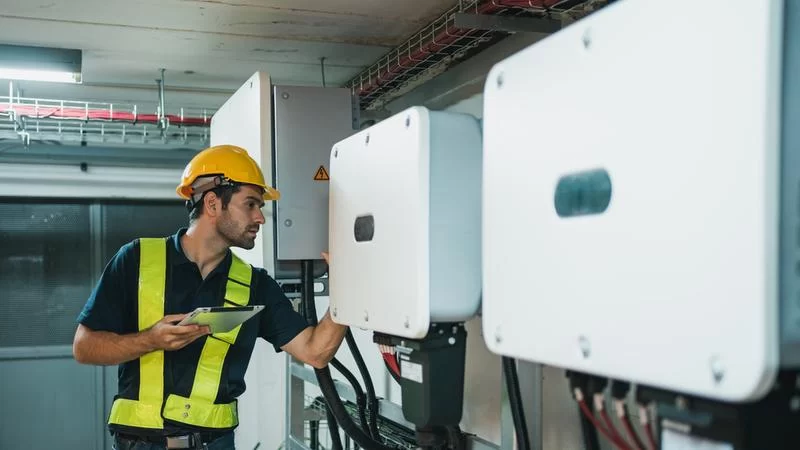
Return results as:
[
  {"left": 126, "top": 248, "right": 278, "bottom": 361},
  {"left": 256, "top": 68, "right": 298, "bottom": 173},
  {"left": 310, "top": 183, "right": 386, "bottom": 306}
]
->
[{"left": 263, "top": 185, "right": 281, "bottom": 201}]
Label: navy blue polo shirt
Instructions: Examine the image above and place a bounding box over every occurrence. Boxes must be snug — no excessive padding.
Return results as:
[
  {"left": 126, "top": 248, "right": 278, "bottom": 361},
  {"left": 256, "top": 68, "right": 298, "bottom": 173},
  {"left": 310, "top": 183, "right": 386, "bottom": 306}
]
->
[{"left": 77, "top": 228, "right": 309, "bottom": 434}]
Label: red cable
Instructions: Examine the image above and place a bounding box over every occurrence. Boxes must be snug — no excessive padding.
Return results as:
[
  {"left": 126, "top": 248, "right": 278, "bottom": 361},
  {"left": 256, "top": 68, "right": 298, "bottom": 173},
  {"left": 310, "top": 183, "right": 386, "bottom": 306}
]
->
[
  {"left": 600, "top": 409, "right": 626, "bottom": 446},
  {"left": 621, "top": 415, "right": 645, "bottom": 450},
  {"left": 356, "top": 1, "right": 506, "bottom": 95},
  {"left": 645, "top": 423, "right": 657, "bottom": 450},
  {"left": 498, "top": 0, "right": 562, "bottom": 6},
  {"left": 382, "top": 353, "right": 400, "bottom": 376},
  {"left": 637, "top": 405, "right": 658, "bottom": 450},
  {"left": 577, "top": 400, "right": 632, "bottom": 450},
  {"left": 1, "top": 104, "right": 209, "bottom": 126},
  {"left": 356, "top": 0, "right": 581, "bottom": 97}
]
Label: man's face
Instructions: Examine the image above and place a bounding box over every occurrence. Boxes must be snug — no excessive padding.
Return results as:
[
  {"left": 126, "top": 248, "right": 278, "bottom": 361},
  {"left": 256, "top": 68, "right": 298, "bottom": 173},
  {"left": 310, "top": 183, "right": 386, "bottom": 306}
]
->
[{"left": 216, "top": 184, "right": 266, "bottom": 249}]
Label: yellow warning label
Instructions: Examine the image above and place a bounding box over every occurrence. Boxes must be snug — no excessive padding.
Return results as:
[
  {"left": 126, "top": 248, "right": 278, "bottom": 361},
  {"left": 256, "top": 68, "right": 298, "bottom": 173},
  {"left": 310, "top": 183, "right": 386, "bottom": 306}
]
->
[{"left": 314, "top": 165, "right": 330, "bottom": 181}]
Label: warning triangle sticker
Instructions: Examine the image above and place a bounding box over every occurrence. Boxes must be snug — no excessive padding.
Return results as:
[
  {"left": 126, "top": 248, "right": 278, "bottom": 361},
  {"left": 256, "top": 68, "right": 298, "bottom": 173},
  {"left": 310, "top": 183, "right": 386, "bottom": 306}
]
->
[{"left": 314, "top": 165, "right": 330, "bottom": 181}]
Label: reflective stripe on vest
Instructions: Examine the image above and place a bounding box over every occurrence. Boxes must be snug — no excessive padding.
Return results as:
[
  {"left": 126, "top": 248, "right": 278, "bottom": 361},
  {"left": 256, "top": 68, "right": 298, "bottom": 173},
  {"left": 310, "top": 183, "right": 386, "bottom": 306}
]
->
[
  {"left": 109, "top": 238, "right": 253, "bottom": 430},
  {"left": 108, "top": 238, "right": 167, "bottom": 429},
  {"left": 162, "top": 250, "right": 252, "bottom": 428}
]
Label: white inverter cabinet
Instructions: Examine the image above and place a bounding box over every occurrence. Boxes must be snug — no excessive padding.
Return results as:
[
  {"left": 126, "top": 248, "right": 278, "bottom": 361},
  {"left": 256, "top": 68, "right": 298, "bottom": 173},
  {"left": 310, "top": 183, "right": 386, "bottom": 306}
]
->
[
  {"left": 481, "top": 0, "right": 797, "bottom": 403},
  {"left": 328, "top": 106, "right": 482, "bottom": 339}
]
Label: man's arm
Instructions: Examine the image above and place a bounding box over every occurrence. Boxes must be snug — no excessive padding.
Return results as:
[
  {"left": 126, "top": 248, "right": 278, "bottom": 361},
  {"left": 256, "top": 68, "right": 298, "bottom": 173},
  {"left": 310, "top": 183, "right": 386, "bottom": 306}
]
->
[
  {"left": 281, "top": 309, "right": 347, "bottom": 369},
  {"left": 73, "top": 315, "right": 210, "bottom": 366}
]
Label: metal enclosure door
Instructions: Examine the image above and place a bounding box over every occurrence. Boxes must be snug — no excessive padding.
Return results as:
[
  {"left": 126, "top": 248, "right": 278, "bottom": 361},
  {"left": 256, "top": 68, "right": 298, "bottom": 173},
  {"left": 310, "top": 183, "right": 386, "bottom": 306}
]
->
[{"left": 273, "top": 86, "right": 354, "bottom": 262}]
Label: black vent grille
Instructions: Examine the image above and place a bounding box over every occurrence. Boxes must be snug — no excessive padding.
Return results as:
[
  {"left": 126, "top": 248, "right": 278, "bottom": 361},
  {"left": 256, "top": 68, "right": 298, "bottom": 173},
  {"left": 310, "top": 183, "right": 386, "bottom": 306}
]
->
[{"left": 0, "top": 203, "right": 91, "bottom": 347}]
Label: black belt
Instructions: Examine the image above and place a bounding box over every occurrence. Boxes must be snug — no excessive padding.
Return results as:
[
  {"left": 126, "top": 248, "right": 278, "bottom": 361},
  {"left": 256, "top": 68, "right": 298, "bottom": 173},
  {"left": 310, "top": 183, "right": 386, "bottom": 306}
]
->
[{"left": 115, "top": 431, "right": 230, "bottom": 449}]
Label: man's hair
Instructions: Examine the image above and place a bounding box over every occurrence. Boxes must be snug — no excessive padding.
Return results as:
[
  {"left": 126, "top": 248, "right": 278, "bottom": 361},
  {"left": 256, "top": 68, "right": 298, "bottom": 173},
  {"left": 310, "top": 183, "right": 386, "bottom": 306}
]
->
[{"left": 188, "top": 184, "right": 242, "bottom": 223}]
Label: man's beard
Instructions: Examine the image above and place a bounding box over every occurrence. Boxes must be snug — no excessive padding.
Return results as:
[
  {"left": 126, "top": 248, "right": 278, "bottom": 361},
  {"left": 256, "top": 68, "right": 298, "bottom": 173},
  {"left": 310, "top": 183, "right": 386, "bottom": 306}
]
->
[{"left": 217, "top": 211, "right": 258, "bottom": 249}]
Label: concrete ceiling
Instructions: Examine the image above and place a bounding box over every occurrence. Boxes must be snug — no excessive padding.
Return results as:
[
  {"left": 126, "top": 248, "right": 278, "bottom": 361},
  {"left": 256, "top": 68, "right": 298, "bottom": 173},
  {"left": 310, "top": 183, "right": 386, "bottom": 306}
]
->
[{"left": 0, "top": 0, "right": 460, "bottom": 109}]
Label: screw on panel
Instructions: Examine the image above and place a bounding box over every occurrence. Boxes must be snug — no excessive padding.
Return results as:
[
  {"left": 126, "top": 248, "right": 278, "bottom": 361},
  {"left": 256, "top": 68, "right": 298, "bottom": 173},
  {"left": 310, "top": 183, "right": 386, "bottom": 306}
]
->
[
  {"left": 284, "top": 219, "right": 293, "bottom": 227},
  {"left": 282, "top": 92, "right": 290, "bottom": 99},
  {"left": 582, "top": 28, "right": 592, "bottom": 49},
  {"left": 405, "top": 317, "right": 410, "bottom": 329},
  {"left": 578, "top": 335, "right": 591, "bottom": 359},
  {"left": 495, "top": 327, "right": 502, "bottom": 344},
  {"left": 710, "top": 355, "right": 725, "bottom": 384},
  {"left": 365, "top": 134, "right": 370, "bottom": 145},
  {"left": 496, "top": 72, "right": 504, "bottom": 89},
  {"left": 332, "top": 307, "right": 337, "bottom": 317},
  {"left": 448, "top": 337, "right": 456, "bottom": 345},
  {"left": 405, "top": 116, "right": 411, "bottom": 128},
  {"left": 334, "top": 148, "right": 339, "bottom": 158},
  {"left": 364, "top": 311, "right": 369, "bottom": 322}
]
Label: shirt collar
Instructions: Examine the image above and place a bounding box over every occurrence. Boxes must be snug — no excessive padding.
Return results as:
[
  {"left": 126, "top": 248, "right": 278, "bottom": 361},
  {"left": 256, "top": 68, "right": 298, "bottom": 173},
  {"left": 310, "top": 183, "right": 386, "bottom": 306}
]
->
[
  {"left": 169, "top": 228, "right": 233, "bottom": 277},
  {"left": 170, "top": 228, "right": 192, "bottom": 265}
]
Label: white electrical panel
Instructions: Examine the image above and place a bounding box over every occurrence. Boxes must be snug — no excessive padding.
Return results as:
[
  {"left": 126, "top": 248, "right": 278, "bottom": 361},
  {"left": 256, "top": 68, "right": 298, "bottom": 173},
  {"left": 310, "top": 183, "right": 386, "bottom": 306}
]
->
[
  {"left": 210, "top": 72, "right": 277, "bottom": 274},
  {"left": 482, "top": 0, "right": 784, "bottom": 401},
  {"left": 329, "top": 107, "right": 482, "bottom": 339}
]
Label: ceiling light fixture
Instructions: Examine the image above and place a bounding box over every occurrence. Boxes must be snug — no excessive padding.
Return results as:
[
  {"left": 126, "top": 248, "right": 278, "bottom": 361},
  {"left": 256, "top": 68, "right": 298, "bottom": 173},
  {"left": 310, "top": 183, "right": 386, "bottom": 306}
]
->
[{"left": 0, "top": 44, "right": 82, "bottom": 84}]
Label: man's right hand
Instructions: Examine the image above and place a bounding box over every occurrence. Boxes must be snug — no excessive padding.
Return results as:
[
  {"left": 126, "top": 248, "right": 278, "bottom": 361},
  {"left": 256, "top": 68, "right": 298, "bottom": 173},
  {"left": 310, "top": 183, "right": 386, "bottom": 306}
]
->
[{"left": 146, "top": 314, "right": 211, "bottom": 351}]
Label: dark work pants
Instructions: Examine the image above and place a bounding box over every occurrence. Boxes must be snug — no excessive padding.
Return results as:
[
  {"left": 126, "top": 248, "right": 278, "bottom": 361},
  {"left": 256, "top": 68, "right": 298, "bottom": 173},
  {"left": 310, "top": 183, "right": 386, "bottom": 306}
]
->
[{"left": 112, "top": 432, "right": 235, "bottom": 450}]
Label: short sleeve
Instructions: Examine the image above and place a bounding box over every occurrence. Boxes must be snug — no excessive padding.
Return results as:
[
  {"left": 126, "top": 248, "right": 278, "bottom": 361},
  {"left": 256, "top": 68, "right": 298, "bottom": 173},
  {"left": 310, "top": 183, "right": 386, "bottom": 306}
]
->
[
  {"left": 255, "top": 269, "right": 310, "bottom": 352},
  {"left": 76, "top": 240, "right": 138, "bottom": 334}
]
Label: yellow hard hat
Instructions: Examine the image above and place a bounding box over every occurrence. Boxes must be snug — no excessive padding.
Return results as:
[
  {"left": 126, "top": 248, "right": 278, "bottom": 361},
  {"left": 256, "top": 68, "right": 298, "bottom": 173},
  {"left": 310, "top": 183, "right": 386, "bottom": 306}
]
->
[{"left": 176, "top": 144, "right": 280, "bottom": 201}]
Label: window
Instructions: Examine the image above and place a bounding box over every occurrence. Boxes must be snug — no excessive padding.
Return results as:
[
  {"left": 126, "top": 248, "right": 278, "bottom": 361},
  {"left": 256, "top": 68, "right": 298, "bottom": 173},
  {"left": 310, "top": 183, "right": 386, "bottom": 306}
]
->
[{"left": 0, "top": 198, "right": 186, "bottom": 348}]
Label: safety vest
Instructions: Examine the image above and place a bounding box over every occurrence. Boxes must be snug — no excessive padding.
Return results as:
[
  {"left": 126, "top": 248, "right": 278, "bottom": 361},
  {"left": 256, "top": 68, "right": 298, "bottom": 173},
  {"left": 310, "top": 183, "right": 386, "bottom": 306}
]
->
[{"left": 108, "top": 238, "right": 253, "bottom": 430}]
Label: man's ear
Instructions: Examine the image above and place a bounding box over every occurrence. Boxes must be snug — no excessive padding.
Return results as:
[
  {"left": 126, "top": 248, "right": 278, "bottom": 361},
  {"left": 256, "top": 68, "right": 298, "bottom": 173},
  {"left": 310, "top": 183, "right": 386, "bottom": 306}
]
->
[{"left": 204, "top": 191, "right": 220, "bottom": 217}]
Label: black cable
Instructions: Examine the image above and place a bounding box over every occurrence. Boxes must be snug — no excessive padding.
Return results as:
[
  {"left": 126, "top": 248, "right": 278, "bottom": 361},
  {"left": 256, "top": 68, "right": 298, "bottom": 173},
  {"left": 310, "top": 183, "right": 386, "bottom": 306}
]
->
[
  {"left": 326, "top": 404, "right": 344, "bottom": 450},
  {"left": 316, "top": 366, "right": 397, "bottom": 450},
  {"left": 301, "top": 261, "right": 370, "bottom": 434},
  {"left": 568, "top": 371, "right": 601, "bottom": 450},
  {"left": 331, "top": 357, "right": 370, "bottom": 433},
  {"left": 579, "top": 408, "right": 601, "bottom": 450},
  {"left": 320, "top": 56, "right": 327, "bottom": 88},
  {"left": 310, "top": 420, "right": 320, "bottom": 450},
  {"left": 301, "top": 260, "right": 317, "bottom": 325},
  {"left": 502, "top": 357, "right": 531, "bottom": 450},
  {"left": 346, "top": 329, "right": 380, "bottom": 439},
  {"left": 301, "top": 260, "right": 396, "bottom": 450}
]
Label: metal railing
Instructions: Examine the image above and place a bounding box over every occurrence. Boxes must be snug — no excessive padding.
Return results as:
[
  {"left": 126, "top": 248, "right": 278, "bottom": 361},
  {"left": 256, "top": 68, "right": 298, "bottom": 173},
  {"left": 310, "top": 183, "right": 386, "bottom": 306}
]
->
[
  {"left": 1, "top": 83, "right": 215, "bottom": 147},
  {"left": 346, "top": 0, "right": 604, "bottom": 110}
]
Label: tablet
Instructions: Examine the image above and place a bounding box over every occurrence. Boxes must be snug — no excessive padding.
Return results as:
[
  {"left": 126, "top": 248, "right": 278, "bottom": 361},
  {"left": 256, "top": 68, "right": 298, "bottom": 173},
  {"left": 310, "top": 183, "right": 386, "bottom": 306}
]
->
[{"left": 177, "top": 305, "right": 265, "bottom": 334}]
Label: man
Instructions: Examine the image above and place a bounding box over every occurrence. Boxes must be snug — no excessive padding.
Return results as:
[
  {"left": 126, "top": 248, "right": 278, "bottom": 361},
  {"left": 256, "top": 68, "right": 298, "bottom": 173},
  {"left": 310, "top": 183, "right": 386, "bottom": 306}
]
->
[{"left": 73, "top": 144, "right": 346, "bottom": 450}]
